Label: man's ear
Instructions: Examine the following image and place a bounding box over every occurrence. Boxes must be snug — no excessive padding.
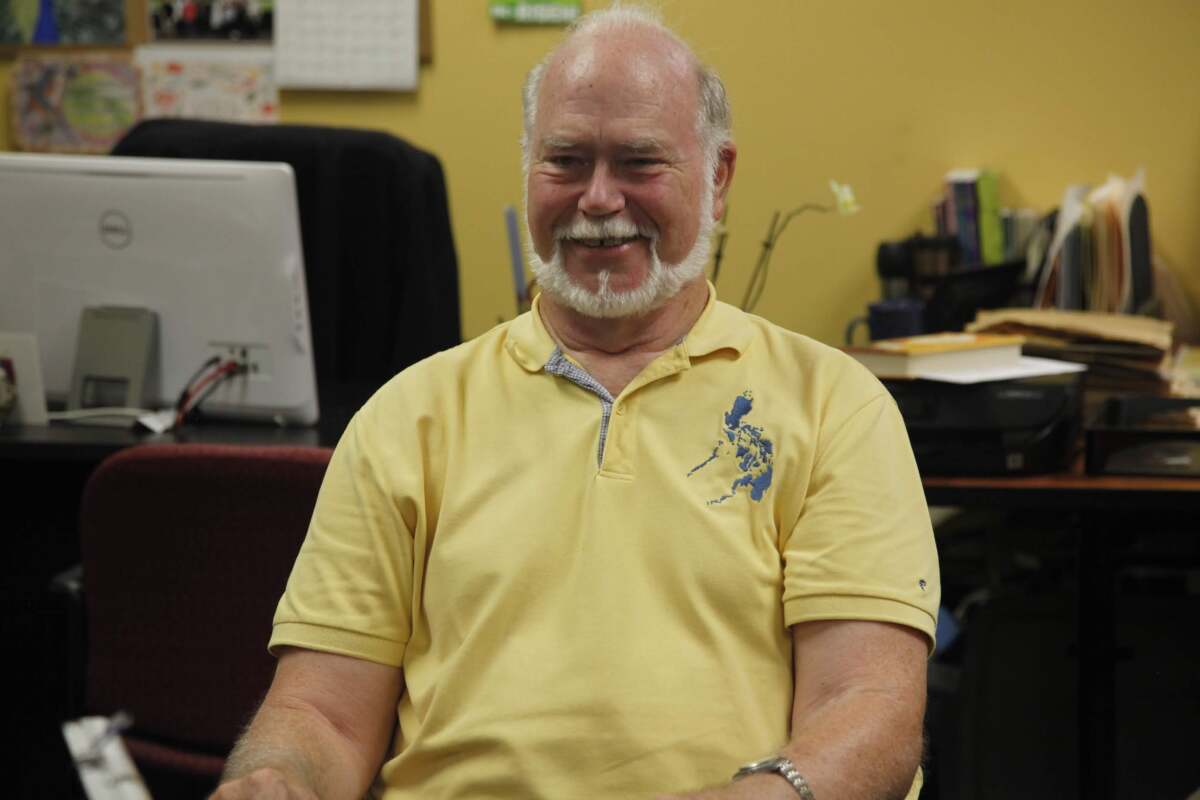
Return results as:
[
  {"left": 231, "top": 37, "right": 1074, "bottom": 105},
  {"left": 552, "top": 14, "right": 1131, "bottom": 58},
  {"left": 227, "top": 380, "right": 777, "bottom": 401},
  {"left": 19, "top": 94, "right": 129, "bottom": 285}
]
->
[{"left": 711, "top": 142, "right": 737, "bottom": 221}]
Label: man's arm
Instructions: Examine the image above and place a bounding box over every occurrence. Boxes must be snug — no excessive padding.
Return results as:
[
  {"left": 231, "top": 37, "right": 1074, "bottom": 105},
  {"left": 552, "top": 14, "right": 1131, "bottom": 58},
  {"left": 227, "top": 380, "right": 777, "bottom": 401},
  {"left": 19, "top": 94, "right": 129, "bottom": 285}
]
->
[
  {"left": 211, "top": 646, "right": 403, "bottom": 800},
  {"left": 660, "top": 619, "right": 928, "bottom": 800}
]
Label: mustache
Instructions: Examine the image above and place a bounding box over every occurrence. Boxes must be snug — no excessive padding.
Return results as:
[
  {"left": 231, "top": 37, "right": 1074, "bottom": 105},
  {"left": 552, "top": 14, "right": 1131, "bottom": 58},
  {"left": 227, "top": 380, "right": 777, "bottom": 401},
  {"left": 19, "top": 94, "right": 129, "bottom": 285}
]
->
[{"left": 555, "top": 216, "right": 658, "bottom": 242}]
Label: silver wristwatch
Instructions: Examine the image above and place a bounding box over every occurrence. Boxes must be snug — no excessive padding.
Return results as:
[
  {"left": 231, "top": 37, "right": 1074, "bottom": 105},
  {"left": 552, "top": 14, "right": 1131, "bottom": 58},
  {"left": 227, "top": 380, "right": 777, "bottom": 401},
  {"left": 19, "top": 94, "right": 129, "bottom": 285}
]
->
[{"left": 733, "top": 756, "right": 816, "bottom": 799}]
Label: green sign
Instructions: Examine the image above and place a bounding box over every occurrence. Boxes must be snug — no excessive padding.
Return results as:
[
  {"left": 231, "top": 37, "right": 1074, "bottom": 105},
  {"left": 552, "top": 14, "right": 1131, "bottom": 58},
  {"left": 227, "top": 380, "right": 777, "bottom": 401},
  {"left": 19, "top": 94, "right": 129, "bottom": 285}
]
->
[{"left": 489, "top": 0, "right": 581, "bottom": 25}]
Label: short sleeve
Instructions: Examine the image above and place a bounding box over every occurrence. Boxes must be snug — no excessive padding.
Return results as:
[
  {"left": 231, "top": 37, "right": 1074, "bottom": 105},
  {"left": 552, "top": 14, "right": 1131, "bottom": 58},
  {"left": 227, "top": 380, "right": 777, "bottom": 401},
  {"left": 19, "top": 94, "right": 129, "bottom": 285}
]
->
[
  {"left": 270, "top": 403, "right": 419, "bottom": 667},
  {"left": 781, "top": 392, "right": 940, "bottom": 651}
]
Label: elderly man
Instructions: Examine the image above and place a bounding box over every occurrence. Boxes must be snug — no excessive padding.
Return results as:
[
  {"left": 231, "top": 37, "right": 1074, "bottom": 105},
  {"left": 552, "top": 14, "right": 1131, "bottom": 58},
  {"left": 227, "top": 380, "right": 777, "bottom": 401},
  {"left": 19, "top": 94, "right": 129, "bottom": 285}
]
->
[{"left": 213, "top": 6, "right": 938, "bottom": 800}]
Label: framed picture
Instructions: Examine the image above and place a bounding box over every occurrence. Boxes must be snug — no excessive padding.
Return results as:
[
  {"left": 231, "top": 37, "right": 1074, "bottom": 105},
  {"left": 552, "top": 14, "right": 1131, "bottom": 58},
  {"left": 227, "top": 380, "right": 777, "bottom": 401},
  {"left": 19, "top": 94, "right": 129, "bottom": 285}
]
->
[
  {"left": 149, "top": 0, "right": 272, "bottom": 42},
  {"left": 9, "top": 52, "right": 142, "bottom": 152},
  {"left": 0, "top": 332, "right": 49, "bottom": 426},
  {"left": 0, "top": 0, "right": 128, "bottom": 47}
]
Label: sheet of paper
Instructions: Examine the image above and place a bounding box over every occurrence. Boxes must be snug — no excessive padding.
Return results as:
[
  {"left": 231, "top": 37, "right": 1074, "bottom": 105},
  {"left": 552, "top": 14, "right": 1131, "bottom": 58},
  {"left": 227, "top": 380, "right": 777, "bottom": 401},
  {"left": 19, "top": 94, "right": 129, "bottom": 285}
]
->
[
  {"left": 913, "top": 355, "right": 1087, "bottom": 385},
  {"left": 62, "top": 716, "right": 151, "bottom": 800},
  {"left": 969, "top": 308, "right": 1174, "bottom": 351},
  {"left": 275, "top": 0, "right": 419, "bottom": 90}
]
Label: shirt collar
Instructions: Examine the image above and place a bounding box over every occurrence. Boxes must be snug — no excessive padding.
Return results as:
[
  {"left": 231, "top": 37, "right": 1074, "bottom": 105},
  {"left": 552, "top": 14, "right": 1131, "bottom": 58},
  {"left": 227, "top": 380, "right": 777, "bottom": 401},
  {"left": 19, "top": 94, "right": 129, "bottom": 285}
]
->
[{"left": 503, "top": 281, "right": 752, "bottom": 373}]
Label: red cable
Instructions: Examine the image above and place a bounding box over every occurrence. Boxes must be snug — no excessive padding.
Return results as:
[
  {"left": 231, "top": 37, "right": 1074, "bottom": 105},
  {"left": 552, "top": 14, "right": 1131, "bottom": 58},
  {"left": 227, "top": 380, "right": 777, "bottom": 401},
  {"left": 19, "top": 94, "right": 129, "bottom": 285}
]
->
[{"left": 175, "top": 360, "right": 241, "bottom": 427}]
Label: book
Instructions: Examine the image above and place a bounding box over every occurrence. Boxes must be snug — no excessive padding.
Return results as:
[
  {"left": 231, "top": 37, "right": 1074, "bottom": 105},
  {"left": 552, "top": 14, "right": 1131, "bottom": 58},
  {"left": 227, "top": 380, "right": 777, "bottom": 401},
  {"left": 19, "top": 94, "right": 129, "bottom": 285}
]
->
[
  {"left": 945, "top": 170, "right": 982, "bottom": 266},
  {"left": 847, "top": 331, "right": 1085, "bottom": 384},
  {"left": 976, "top": 170, "right": 1005, "bottom": 265},
  {"left": 846, "top": 332, "right": 1023, "bottom": 379},
  {"left": 1057, "top": 207, "right": 1089, "bottom": 311}
]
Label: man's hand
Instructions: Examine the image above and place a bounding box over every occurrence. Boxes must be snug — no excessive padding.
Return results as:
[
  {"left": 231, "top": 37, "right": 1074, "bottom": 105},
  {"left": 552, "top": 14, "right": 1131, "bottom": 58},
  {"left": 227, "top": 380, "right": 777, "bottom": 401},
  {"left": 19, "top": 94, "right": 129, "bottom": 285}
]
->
[{"left": 210, "top": 766, "right": 319, "bottom": 799}]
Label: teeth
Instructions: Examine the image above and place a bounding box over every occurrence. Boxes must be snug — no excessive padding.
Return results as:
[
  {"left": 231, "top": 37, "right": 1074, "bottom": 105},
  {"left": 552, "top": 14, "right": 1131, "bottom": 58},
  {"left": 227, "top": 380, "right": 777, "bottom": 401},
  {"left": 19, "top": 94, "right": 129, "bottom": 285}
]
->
[{"left": 578, "top": 237, "right": 633, "bottom": 248}]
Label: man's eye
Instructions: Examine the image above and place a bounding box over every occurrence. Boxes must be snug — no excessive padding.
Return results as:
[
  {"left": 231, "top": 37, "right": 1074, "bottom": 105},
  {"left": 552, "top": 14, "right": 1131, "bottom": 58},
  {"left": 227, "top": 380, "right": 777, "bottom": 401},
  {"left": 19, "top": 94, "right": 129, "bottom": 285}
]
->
[
  {"left": 547, "top": 155, "right": 583, "bottom": 168},
  {"left": 626, "top": 158, "right": 662, "bottom": 168}
]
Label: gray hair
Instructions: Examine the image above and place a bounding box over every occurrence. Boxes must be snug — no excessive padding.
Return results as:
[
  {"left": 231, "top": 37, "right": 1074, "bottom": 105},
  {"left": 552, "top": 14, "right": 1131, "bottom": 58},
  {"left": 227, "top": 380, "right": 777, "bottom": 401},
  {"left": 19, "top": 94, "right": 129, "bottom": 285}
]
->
[{"left": 520, "top": 4, "right": 732, "bottom": 184}]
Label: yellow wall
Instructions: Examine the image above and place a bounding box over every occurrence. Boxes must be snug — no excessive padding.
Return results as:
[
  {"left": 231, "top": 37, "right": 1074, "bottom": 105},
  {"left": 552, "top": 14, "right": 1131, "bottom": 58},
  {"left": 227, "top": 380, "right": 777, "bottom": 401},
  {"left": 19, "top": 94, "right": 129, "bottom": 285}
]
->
[{"left": 4, "top": 0, "right": 1200, "bottom": 346}]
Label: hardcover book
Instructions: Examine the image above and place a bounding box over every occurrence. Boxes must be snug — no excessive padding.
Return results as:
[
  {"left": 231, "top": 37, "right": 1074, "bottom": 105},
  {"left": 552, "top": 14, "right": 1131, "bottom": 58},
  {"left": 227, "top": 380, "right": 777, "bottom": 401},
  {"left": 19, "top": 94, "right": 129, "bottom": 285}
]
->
[
  {"left": 845, "top": 331, "right": 1084, "bottom": 384},
  {"left": 846, "top": 332, "right": 1024, "bottom": 378}
]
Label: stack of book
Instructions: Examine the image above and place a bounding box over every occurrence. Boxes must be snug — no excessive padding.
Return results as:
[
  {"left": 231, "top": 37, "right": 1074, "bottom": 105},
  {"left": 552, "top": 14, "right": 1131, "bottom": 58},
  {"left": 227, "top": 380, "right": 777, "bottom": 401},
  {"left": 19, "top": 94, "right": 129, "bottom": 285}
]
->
[
  {"left": 967, "top": 308, "right": 1174, "bottom": 393},
  {"left": 932, "top": 168, "right": 1005, "bottom": 267}
]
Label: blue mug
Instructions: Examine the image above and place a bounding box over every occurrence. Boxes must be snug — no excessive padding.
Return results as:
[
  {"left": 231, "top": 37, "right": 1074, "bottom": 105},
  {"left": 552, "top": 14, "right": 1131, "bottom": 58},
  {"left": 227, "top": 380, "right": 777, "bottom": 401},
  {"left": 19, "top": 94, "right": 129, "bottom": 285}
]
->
[{"left": 845, "top": 298, "right": 925, "bottom": 345}]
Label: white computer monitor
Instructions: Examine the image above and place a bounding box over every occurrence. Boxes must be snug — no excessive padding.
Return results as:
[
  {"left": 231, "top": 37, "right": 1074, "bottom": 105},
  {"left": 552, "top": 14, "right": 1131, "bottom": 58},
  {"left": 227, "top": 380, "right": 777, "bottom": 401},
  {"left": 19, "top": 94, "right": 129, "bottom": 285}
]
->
[{"left": 0, "top": 152, "right": 319, "bottom": 425}]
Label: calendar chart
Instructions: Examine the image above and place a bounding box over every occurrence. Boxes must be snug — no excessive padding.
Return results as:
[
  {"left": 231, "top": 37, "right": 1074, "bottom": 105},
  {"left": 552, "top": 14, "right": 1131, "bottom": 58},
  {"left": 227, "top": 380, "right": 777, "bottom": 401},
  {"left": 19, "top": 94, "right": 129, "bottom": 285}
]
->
[{"left": 275, "top": 0, "right": 419, "bottom": 90}]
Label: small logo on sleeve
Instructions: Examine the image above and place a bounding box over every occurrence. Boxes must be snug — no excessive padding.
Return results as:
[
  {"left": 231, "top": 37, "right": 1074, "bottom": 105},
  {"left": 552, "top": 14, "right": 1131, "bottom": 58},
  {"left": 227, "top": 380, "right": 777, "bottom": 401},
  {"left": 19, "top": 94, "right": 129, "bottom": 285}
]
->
[{"left": 688, "top": 391, "right": 774, "bottom": 506}]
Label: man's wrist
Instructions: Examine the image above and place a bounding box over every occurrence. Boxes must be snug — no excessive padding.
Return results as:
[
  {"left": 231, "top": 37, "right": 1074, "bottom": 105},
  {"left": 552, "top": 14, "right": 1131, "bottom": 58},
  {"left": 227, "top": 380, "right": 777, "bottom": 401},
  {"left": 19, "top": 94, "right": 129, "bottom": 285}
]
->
[{"left": 732, "top": 756, "right": 816, "bottom": 799}]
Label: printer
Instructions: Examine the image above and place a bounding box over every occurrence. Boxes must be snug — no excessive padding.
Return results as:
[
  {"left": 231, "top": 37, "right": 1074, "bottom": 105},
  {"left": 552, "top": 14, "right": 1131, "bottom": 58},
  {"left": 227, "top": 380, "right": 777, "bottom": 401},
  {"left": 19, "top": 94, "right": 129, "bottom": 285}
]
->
[{"left": 883, "top": 372, "right": 1083, "bottom": 475}]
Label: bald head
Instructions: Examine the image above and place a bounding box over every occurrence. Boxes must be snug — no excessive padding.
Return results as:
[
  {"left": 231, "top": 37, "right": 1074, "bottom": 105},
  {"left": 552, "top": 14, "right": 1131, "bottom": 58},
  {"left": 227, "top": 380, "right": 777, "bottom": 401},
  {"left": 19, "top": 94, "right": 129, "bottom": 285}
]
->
[{"left": 521, "top": 5, "right": 732, "bottom": 181}]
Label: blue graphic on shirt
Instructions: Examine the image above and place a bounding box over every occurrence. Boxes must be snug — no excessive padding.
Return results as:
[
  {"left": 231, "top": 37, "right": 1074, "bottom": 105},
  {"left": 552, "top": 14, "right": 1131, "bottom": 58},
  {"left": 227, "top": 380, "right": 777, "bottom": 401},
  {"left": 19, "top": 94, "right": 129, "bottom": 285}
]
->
[{"left": 688, "top": 391, "right": 774, "bottom": 505}]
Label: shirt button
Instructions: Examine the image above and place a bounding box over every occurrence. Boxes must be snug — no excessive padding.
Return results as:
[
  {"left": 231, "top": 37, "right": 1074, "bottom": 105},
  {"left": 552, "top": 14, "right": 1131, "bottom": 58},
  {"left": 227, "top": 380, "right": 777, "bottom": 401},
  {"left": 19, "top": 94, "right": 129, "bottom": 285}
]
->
[{"left": 615, "top": 405, "right": 625, "bottom": 415}]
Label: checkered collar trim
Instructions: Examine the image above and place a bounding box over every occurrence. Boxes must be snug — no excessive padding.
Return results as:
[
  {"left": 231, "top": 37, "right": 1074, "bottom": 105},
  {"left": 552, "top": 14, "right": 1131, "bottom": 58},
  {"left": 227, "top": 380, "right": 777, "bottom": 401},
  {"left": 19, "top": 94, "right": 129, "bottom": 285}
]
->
[{"left": 503, "top": 282, "right": 751, "bottom": 373}]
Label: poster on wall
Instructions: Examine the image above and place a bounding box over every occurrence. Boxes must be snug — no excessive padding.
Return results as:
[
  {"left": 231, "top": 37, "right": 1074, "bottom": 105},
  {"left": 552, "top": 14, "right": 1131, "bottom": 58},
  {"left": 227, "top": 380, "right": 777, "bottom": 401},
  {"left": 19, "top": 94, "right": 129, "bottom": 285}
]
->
[
  {"left": 489, "top": 0, "right": 580, "bottom": 25},
  {"left": 0, "top": 0, "right": 126, "bottom": 45},
  {"left": 149, "top": 0, "right": 273, "bottom": 42},
  {"left": 135, "top": 44, "right": 279, "bottom": 122},
  {"left": 9, "top": 54, "right": 141, "bottom": 153}
]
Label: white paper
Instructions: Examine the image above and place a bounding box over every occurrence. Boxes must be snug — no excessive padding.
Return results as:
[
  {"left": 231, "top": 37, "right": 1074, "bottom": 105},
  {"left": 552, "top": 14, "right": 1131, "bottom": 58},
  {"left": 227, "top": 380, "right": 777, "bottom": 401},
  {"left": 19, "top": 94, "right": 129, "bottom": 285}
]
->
[
  {"left": 1034, "top": 183, "right": 1090, "bottom": 308},
  {"left": 62, "top": 717, "right": 152, "bottom": 800},
  {"left": 275, "top": 0, "right": 419, "bottom": 90},
  {"left": 912, "top": 355, "right": 1087, "bottom": 385},
  {"left": 136, "top": 409, "right": 177, "bottom": 434}
]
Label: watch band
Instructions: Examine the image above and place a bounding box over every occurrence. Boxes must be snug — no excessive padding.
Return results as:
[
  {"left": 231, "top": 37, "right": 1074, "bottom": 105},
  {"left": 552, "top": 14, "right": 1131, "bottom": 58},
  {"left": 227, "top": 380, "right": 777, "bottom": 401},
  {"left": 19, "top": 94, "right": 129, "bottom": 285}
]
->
[{"left": 733, "top": 756, "right": 816, "bottom": 800}]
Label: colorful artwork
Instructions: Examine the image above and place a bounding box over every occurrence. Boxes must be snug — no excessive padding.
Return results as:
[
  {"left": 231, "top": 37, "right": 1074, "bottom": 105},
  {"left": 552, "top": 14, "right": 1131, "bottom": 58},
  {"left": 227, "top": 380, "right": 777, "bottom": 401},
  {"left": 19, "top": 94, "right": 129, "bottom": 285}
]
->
[
  {"left": 138, "top": 47, "right": 279, "bottom": 123},
  {"left": 0, "top": 0, "right": 125, "bottom": 45},
  {"left": 10, "top": 55, "right": 141, "bottom": 153},
  {"left": 150, "top": 0, "right": 273, "bottom": 41}
]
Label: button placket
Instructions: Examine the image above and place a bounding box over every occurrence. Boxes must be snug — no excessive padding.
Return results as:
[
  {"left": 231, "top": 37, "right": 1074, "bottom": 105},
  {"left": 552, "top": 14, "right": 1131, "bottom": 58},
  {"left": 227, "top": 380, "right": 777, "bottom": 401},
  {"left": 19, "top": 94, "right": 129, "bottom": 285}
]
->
[{"left": 602, "top": 397, "right": 633, "bottom": 475}]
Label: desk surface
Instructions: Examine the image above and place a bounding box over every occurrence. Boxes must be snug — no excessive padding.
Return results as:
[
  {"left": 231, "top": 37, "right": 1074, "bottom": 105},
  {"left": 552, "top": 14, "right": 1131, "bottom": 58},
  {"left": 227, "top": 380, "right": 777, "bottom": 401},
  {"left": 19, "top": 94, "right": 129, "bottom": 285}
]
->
[
  {"left": 923, "top": 456, "right": 1200, "bottom": 510},
  {"left": 0, "top": 421, "right": 328, "bottom": 463}
]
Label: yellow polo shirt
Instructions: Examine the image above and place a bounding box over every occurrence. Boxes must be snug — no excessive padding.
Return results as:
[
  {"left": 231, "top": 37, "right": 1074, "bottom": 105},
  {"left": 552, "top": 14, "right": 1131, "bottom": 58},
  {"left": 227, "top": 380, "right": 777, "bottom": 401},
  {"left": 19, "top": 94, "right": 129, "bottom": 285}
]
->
[{"left": 271, "top": 287, "right": 939, "bottom": 798}]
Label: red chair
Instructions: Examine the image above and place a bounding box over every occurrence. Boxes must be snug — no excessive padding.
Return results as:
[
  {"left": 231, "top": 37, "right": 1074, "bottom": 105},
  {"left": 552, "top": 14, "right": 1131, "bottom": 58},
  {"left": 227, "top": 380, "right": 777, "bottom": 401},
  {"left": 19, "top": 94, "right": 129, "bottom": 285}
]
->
[{"left": 75, "top": 443, "right": 331, "bottom": 798}]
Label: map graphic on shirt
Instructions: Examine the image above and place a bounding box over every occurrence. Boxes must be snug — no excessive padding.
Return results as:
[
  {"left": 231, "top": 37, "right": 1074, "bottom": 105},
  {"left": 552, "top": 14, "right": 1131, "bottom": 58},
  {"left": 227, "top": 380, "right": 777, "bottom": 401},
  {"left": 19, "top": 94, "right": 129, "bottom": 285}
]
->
[{"left": 688, "top": 391, "right": 774, "bottom": 505}]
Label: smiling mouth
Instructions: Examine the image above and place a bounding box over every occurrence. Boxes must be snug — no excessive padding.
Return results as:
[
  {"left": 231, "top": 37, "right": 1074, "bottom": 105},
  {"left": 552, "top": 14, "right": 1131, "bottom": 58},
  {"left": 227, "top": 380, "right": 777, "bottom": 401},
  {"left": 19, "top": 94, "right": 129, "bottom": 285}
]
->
[{"left": 572, "top": 236, "right": 641, "bottom": 248}]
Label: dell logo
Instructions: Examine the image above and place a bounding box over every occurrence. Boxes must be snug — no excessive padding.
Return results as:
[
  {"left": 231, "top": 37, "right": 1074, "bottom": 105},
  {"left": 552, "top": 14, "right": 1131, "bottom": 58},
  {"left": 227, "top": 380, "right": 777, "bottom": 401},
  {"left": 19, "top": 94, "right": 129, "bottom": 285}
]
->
[{"left": 99, "top": 210, "right": 132, "bottom": 249}]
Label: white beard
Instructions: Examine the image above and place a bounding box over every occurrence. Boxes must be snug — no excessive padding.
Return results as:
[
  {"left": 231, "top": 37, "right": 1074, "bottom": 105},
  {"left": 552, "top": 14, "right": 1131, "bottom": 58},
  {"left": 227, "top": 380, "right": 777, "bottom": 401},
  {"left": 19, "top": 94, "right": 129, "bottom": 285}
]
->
[{"left": 526, "top": 185, "right": 715, "bottom": 319}]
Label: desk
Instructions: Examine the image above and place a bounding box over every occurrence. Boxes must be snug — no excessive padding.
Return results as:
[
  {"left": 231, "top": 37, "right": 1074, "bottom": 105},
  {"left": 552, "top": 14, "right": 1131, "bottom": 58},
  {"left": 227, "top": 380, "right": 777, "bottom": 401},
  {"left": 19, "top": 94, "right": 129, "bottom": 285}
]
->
[
  {"left": 0, "top": 418, "right": 330, "bottom": 461},
  {"left": 923, "top": 464, "right": 1200, "bottom": 800}
]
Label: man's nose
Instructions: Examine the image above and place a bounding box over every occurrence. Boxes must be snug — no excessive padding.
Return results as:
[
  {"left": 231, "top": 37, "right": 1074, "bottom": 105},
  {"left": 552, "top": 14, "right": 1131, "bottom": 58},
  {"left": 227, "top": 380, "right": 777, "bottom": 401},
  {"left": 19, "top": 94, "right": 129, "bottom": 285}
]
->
[{"left": 578, "top": 162, "right": 625, "bottom": 217}]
